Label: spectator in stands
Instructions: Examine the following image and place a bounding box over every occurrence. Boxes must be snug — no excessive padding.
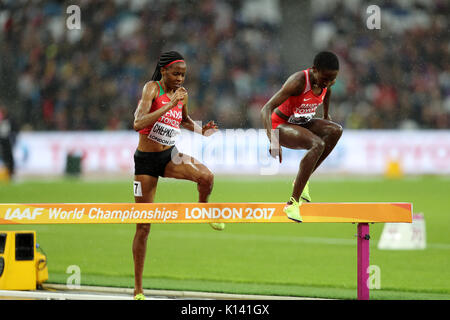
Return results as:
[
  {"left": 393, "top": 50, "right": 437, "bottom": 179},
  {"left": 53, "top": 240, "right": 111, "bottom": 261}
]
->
[
  {"left": 0, "top": 0, "right": 447, "bottom": 131},
  {"left": 0, "top": 102, "right": 17, "bottom": 179}
]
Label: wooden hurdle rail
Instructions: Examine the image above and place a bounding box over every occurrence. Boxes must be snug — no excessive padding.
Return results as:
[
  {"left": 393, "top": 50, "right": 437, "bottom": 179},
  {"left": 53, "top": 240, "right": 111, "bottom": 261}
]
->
[{"left": 0, "top": 202, "right": 412, "bottom": 300}]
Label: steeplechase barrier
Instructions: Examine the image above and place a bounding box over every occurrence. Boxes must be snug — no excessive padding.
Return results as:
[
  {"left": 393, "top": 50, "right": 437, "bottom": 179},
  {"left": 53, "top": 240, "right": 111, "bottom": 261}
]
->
[{"left": 0, "top": 202, "right": 412, "bottom": 300}]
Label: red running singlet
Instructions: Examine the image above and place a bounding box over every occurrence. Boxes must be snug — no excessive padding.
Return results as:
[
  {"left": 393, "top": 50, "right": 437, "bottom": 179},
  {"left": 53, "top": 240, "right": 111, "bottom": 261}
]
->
[
  {"left": 271, "top": 68, "right": 327, "bottom": 129},
  {"left": 137, "top": 81, "right": 183, "bottom": 146}
]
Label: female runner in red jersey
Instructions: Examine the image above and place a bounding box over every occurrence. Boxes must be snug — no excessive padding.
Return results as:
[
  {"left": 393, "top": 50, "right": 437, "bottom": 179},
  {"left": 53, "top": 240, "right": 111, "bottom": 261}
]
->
[
  {"left": 261, "top": 51, "right": 343, "bottom": 222},
  {"left": 132, "top": 51, "right": 224, "bottom": 300}
]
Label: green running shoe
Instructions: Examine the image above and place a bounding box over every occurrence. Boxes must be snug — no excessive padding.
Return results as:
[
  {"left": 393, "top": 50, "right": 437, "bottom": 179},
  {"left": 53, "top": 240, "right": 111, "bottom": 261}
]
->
[
  {"left": 301, "top": 181, "right": 311, "bottom": 202},
  {"left": 283, "top": 197, "right": 303, "bottom": 223},
  {"left": 134, "top": 293, "right": 145, "bottom": 300},
  {"left": 292, "top": 179, "right": 312, "bottom": 202},
  {"left": 209, "top": 223, "right": 225, "bottom": 231}
]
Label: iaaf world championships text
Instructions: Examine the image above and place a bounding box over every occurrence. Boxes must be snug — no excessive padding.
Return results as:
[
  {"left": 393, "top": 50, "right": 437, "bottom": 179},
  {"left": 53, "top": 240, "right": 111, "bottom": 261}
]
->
[{"left": 3, "top": 206, "right": 277, "bottom": 222}]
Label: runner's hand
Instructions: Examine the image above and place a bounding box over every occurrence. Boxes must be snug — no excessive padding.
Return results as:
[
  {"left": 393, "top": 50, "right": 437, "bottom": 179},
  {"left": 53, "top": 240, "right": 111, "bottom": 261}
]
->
[
  {"left": 170, "top": 87, "right": 187, "bottom": 106},
  {"left": 269, "top": 146, "right": 282, "bottom": 163},
  {"left": 202, "top": 120, "right": 218, "bottom": 136}
]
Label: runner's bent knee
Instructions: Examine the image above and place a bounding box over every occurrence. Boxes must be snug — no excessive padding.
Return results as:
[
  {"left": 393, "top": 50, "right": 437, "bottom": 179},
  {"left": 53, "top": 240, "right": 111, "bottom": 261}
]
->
[
  {"left": 198, "top": 170, "right": 214, "bottom": 188},
  {"left": 330, "top": 122, "right": 343, "bottom": 137},
  {"left": 336, "top": 124, "right": 343, "bottom": 138}
]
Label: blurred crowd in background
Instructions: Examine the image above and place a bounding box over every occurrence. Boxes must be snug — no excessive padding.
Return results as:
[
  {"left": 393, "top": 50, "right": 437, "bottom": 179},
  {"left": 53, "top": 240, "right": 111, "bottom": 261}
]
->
[
  {"left": 313, "top": 0, "right": 449, "bottom": 130},
  {"left": 0, "top": 0, "right": 448, "bottom": 132}
]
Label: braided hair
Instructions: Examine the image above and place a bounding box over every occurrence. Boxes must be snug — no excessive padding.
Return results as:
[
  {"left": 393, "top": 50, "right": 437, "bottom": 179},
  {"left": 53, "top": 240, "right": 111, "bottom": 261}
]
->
[{"left": 151, "top": 51, "right": 185, "bottom": 81}]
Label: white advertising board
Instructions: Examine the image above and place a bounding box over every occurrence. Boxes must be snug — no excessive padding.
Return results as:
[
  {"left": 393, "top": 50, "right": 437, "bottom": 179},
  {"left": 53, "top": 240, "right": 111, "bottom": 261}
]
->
[{"left": 9, "top": 130, "right": 450, "bottom": 176}]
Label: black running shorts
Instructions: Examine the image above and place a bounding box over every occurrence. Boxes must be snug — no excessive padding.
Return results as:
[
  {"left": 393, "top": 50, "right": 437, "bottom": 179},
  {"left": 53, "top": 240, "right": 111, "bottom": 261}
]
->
[{"left": 134, "top": 146, "right": 177, "bottom": 177}]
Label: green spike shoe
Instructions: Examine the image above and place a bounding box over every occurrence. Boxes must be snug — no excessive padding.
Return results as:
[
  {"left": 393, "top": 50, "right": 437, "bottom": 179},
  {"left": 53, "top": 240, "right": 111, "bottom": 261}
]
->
[
  {"left": 209, "top": 223, "right": 225, "bottom": 231},
  {"left": 134, "top": 293, "right": 145, "bottom": 300},
  {"left": 292, "top": 179, "right": 311, "bottom": 202},
  {"left": 301, "top": 180, "right": 311, "bottom": 202},
  {"left": 283, "top": 197, "right": 303, "bottom": 223}
]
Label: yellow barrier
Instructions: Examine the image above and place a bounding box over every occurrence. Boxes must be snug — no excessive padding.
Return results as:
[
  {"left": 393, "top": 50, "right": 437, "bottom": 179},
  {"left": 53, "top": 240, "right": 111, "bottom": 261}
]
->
[
  {"left": 0, "top": 202, "right": 412, "bottom": 300},
  {"left": 0, "top": 202, "right": 412, "bottom": 224}
]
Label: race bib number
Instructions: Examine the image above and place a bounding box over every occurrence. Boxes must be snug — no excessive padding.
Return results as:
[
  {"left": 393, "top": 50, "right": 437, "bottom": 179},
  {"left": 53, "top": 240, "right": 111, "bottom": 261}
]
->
[
  {"left": 288, "top": 113, "right": 314, "bottom": 125},
  {"left": 133, "top": 181, "right": 142, "bottom": 197},
  {"left": 148, "top": 122, "right": 180, "bottom": 146}
]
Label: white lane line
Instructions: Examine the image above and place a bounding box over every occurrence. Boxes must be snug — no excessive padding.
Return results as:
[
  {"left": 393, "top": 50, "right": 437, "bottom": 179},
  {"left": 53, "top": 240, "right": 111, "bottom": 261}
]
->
[
  {"left": 43, "top": 284, "right": 323, "bottom": 300},
  {"left": 0, "top": 290, "right": 134, "bottom": 300}
]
